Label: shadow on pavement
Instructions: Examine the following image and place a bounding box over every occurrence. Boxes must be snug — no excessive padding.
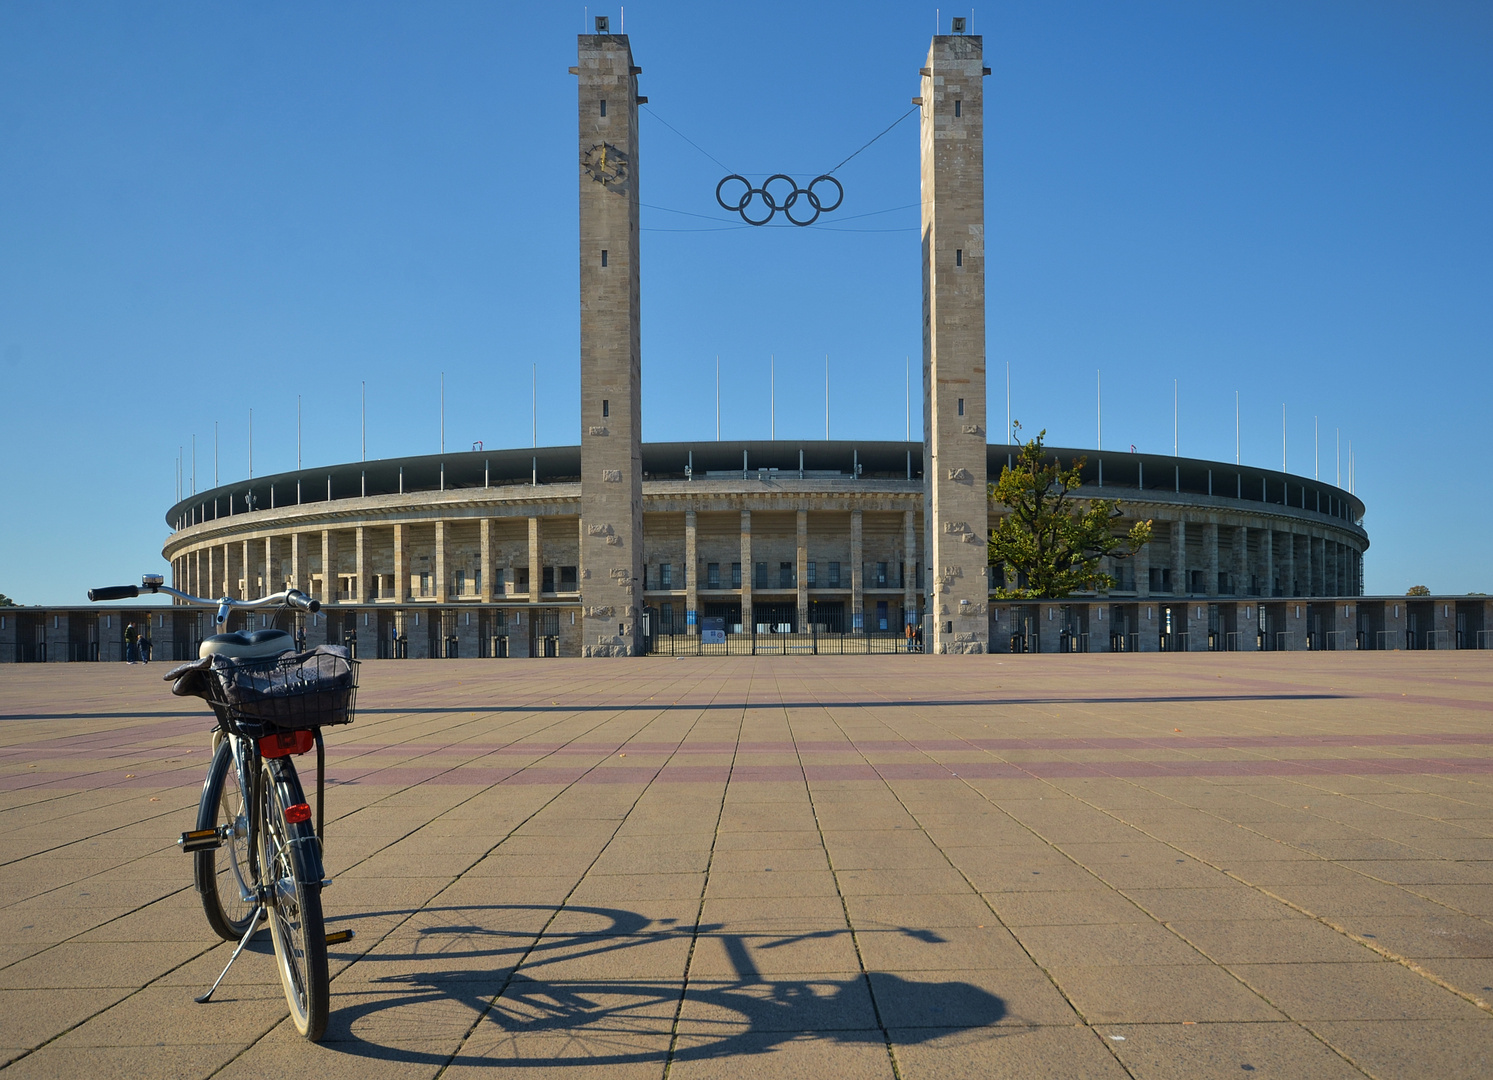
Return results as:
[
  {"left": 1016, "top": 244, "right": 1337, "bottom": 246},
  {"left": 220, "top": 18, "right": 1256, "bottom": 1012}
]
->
[{"left": 317, "top": 903, "right": 1009, "bottom": 1067}]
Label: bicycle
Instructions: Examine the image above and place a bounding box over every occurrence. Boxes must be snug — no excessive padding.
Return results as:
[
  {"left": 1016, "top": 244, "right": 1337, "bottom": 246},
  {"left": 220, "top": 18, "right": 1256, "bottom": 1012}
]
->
[{"left": 89, "top": 574, "right": 359, "bottom": 1040}]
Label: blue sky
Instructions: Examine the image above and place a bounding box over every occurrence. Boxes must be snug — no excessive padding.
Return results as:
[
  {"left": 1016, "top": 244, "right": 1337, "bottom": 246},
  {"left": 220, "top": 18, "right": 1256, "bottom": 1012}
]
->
[{"left": 1, "top": 1, "right": 1489, "bottom": 603}]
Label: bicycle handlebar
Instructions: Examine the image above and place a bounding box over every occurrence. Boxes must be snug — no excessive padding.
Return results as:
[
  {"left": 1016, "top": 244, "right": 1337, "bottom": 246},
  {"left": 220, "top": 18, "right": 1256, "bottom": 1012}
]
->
[{"left": 89, "top": 576, "right": 320, "bottom": 625}]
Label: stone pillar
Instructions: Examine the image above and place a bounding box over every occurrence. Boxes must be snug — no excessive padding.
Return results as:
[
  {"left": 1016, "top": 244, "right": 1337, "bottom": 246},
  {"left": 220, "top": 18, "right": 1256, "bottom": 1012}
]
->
[
  {"left": 528, "top": 517, "right": 542, "bottom": 605},
  {"left": 1172, "top": 519, "right": 1188, "bottom": 595},
  {"left": 1186, "top": 599, "right": 1209, "bottom": 652},
  {"left": 481, "top": 519, "right": 494, "bottom": 602},
  {"left": 795, "top": 510, "right": 808, "bottom": 625},
  {"left": 1239, "top": 600, "right": 1260, "bottom": 650},
  {"left": 739, "top": 510, "right": 752, "bottom": 631},
  {"left": 241, "top": 540, "right": 252, "bottom": 599},
  {"left": 1302, "top": 532, "right": 1313, "bottom": 598},
  {"left": 903, "top": 510, "right": 917, "bottom": 630},
  {"left": 1232, "top": 526, "right": 1248, "bottom": 596},
  {"left": 435, "top": 521, "right": 448, "bottom": 603},
  {"left": 1134, "top": 533, "right": 1151, "bottom": 598},
  {"left": 1284, "top": 531, "right": 1297, "bottom": 597},
  {"left": 576, "top": 30, "right": 644, "bottom": 656},
  {"left": 920, "top": 31, "right": 989, "bottom": 654},
  {"left": 355, "top": 526, "right": 367, "bottom": 603},
  {"left": 850, "top": 509, "right": 864, "bottom": 633},
  {"left": 264, "top": 537, "right": 274, "bottom": 594},
  {"left": 321, "top": 530, "right": 337, "bottom": 604},
  {"left": 685, "top": 510, "right": 699, "bottom": 634},
  {"left": 1334, "top": 599, "right": 1357, "bottom": 650},
  {"left": 290, "top": 533, "right": 306, "bottom": 594},
  {"left": 1204, "top": 522, "right": 1219, "bottom": 597},
  {"left": 1263, "top": 529, "right": 1274, "bottom": 598},
  {"left": 393, "top": 523, "right": 408, "bottom": 602}
]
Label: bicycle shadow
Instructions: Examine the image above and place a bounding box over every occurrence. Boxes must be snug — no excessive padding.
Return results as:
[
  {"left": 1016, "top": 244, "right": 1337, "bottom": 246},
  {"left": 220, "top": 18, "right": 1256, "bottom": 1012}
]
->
[{"left": 317, "top": 903, "right": 1012, "bottom": 1067}]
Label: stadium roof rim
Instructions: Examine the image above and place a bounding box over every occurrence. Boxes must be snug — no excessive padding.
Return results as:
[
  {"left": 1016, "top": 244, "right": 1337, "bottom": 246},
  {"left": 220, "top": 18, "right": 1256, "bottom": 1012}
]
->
[{"left": 165, "top": 440, "right": 1366, "bottom": 529}]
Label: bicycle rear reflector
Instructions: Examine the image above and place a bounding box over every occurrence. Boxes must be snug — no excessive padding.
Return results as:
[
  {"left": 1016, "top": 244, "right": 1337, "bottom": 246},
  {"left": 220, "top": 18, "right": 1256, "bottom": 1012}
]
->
[
  {"left": 283, "top": 802, "right": 312, "bottom": 824},
  {"left": 260, "top": 730, "right": 315, "bottom": 758},
  {"left": 324, "top": 929, "right": 356, "bottom": 946}
]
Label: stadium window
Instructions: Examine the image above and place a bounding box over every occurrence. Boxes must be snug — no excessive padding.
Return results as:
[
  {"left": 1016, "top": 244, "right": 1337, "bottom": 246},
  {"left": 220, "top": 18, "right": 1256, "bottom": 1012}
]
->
[
  {"left": 955, "top": 249, "right": 962, "bottom": 267},
  {"left": 957, "top": 398, "right": 965, "bottom": 416},
  {"left": 806, "top": 561, "right": 816, "bottom": 587},
  {"left": 602, "top": 399, "right": 609, "bottom": 417},
  {"left": 954, "top": 99, "right": 962, "bottom": 118},
  {"left": 731, "top": 562, "right": 741, "bottom": 588},
  {"left": 660, "top": 563, "right": 672, "bottom": 589},
  {"left": 600, "top": 99, "right": 607, "bottom": 117},
  {"left": 707, "top": 562, "right": 720, "bottom": 589},
  {"left": 601, "top": 249, "right": 608, "bottom": 267}
]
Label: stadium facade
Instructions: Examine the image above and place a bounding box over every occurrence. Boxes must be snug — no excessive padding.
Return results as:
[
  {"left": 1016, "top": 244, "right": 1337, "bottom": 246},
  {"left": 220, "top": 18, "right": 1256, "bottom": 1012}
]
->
[{"left": 27, "top": 25, "right": 1486, "bottom": 665}]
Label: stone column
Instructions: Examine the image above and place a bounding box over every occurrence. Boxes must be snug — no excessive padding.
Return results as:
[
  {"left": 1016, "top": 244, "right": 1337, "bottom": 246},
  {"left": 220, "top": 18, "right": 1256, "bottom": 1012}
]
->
[
  {"left": 1186, "top": 599, "right": 1209, "bottom": 652},
  {"left": 1302, "top": 532, "right": 1313, "bottom": 598},
  {"left": 1169, "top": 518, "right": 1186, "bottom": 594},
  {"left": 1231, "top": 526, "right": 1247, "bottom": 596},
  {"left": 1134, "top": 531, "right": 1151, "bottom": 598},
  {"left": 850, "top": 509, "right": 864, "bottom": 633},
  {"left": 795, "top": 510, "right": 808, "bottom": 626},
  {"left": 481, "top": 519, "right": 494, "bottom": 602},
  {"left": 241, "top": 540, "right": 252, "bottom": 599},
  {"left": 576, "top": 30, "right": 644, "bottom": 657},
  {"left": 528, "top": 517, "right": 542, "bottom": 605},
  {"left": 1204, "top": 521, "right": 1219, "bottom": 597},
  {"left": 920, "top": 31, "right": 989, "bottom": 654},
  {"left": 291, "top": 533, "right": 306, "bottom": 594},
  {"left": 264, "top": 537, "right": 274, "bottom": 594},
  {"left": 903, "top": 510, "right": 917, "bottom": 630},
  {"left": 321, "top": 530, "right": 337, "bottom": 604},
  {"left": 1263, "top": 529, "right": 1274, "bottom": 597},
  {"left": 1284, "top": 531, "right": 1297, "bottom": 597},
  {"left": 435, "top": 521, "right": 448, "bottom": 603},
  {"left": 685, "top": 509, "right": 699, "bottom": 634},
  {"left": 355, "top": 526, "right": 367, "bottom": 603},
  {"left": 393, "top": 523, "right": 408, "bottom": 602},
  {"left": 739, "top": 509, "right": 752, "bottom": 631}
]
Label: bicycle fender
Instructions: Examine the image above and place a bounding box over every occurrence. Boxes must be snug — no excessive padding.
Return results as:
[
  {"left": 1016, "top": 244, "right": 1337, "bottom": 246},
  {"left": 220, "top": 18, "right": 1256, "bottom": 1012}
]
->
[{"left": 286, "top": 834, "right": 325, "bottom": 887}]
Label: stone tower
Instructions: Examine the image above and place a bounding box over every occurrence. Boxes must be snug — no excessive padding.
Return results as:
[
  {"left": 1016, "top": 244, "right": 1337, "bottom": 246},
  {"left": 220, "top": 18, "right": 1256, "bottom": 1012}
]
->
[
  {"left": 575, "top": 29, "right": 644, "bottom": 656},
  {"left": 920, "top": 33, "right": 989, "bottom": 654}
]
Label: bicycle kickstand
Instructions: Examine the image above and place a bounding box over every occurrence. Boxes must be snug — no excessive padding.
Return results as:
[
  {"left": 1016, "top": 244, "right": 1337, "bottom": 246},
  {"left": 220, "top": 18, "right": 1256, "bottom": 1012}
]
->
[{"left": 194, "top": 905, "right": 265, "bottom": 1004}]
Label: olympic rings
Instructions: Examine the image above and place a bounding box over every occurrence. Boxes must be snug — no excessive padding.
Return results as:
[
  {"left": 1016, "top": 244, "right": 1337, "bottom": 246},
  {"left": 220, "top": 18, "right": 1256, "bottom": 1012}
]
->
[{"left": 715, "top": 173, "right": 844, "bottom": 226}]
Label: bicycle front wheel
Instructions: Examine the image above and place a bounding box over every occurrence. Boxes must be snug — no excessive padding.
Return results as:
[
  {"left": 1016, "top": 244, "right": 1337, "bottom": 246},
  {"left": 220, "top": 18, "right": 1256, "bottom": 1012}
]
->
[
  {"left": 194, "top": 736, "right": 257, "bottom": 940},
  {"left": 259, "top": 755, "right": 329, "bottom": 1040}
]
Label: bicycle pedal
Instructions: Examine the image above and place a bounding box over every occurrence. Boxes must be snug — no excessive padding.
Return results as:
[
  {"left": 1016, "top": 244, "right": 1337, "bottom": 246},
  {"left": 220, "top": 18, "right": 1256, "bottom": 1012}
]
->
[
  {"left": 178, "top": 828, "right": 222, "bottom": 853},
  {"left": 324, "top": 929, "right": 355, "bottom": 946}
]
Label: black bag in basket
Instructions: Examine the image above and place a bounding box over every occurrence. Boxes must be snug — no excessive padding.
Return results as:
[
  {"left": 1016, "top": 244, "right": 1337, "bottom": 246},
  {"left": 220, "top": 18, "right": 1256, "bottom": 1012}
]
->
[{"left": 209, "top": 645, "right": 358, "bottom": 736}]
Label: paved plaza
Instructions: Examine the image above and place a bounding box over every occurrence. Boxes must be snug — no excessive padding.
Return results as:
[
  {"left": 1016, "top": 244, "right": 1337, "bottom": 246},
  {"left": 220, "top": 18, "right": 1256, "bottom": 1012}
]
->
[{"left": 2, "top": 653, "right": 1492, "bottom": 1078}]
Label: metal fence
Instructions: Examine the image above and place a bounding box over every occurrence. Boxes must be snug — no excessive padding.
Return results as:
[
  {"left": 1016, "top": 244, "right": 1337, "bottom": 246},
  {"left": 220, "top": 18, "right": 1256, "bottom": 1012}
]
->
[{"left": 646, "top": 630, "right": 910, "bottom": 656}]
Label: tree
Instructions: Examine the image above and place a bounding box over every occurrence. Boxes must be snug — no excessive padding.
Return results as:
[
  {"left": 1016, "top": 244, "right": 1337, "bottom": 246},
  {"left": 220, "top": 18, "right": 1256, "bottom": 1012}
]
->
[
  {"left": 1406, "top": 585, "right": 1431, "bottom": 596},
  {"left": 0, "top": 593, "right": 17, "bottom": 607},
  {"left": 987, "top": 425, "right": 1153, "bottom": 600}
]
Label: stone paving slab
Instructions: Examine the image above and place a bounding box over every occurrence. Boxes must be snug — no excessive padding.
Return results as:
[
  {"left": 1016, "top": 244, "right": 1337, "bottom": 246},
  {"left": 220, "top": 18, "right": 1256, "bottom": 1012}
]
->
[{"left": 2, "top": 652, "right": 1492, "bottom": 1077}]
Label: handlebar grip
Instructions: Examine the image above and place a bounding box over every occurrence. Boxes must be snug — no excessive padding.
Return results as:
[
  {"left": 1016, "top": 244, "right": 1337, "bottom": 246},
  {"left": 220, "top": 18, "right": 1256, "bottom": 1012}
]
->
[
  {"left": 286, "top": 589, "right": 320, "bottom": 614},
  {"left": 89, "top": 585, "right": 140, "bottom": 601}
]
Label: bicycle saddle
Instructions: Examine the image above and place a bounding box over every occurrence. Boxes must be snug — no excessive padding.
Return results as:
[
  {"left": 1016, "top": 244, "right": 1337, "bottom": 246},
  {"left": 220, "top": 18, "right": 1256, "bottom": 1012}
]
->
[{"left": 199, "top": 628, "right": 295, "bottom": 660}]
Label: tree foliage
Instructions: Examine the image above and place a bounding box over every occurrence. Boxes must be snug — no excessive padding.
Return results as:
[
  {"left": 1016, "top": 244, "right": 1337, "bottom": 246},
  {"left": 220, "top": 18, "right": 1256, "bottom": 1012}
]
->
[
  {"left": 1406, "top": 585, "right": 1431, "bottom": 596},
  {"left": 987, "top": 425, "right": 1153, "bottom": 600},
  {"left": 0, "top": 593, "right": 17, "bottom": 607}
]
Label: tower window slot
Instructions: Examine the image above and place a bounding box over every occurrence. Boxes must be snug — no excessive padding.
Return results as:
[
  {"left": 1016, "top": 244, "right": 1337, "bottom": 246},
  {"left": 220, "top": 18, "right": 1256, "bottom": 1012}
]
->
[
  {"left": 955, "top": 248, "right": 963, "bottom": 266},
  {"left": 602, "top": 399, "right": 609, "bottom": 418},
  {"left": 954, "top": 99, "right": 962, "bottom": 117},
  {"left": 600, "top": 249, "right": 608, "bottom": 267},
  {"left": 599, "top": 99, "right": 607, "bottom": 117},
  {"left": 958, "top": 398, "right": 965, "bottom": 416}
]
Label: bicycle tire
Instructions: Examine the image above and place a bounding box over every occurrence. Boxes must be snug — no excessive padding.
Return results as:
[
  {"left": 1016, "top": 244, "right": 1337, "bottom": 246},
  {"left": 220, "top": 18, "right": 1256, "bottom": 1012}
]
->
[
  {"left": 260, "top": 755, "right": 329, "bottom": 1040},
  {"left": 194, "top": 737, "right": 258, "bottom": 941}
]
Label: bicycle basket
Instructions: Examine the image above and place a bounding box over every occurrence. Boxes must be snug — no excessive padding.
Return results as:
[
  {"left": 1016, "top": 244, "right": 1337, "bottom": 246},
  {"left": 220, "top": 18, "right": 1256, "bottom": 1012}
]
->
[{"left": 204, "top": 645, "right": 358, "bottom": 738}]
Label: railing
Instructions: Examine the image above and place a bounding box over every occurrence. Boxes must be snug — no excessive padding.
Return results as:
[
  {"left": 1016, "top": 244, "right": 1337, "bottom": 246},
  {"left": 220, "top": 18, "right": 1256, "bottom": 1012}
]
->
[{"left": 645, "top": 630, "right": 906, "bottom": 656}]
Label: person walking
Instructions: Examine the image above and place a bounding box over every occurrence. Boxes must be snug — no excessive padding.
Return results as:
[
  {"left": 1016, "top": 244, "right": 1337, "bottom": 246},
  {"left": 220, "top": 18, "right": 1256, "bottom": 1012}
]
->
[
  {"left": 139, "top": 626, "right": 153, "bottom": 664},
  {"left": 123, "top": 622, "right": 138, "bottom": 664},
  {"left": 905, "top": 621, "right": 915, "bottom": 653}
]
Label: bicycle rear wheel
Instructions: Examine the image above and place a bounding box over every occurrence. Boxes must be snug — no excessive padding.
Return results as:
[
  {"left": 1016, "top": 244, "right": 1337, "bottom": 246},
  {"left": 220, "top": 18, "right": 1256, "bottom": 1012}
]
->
[
  {"left": 259, "top": 755, "right": 329, "bottom": 1040},
  {"left": 194, "top": 737, "right": 257, "bottom": 940}
]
